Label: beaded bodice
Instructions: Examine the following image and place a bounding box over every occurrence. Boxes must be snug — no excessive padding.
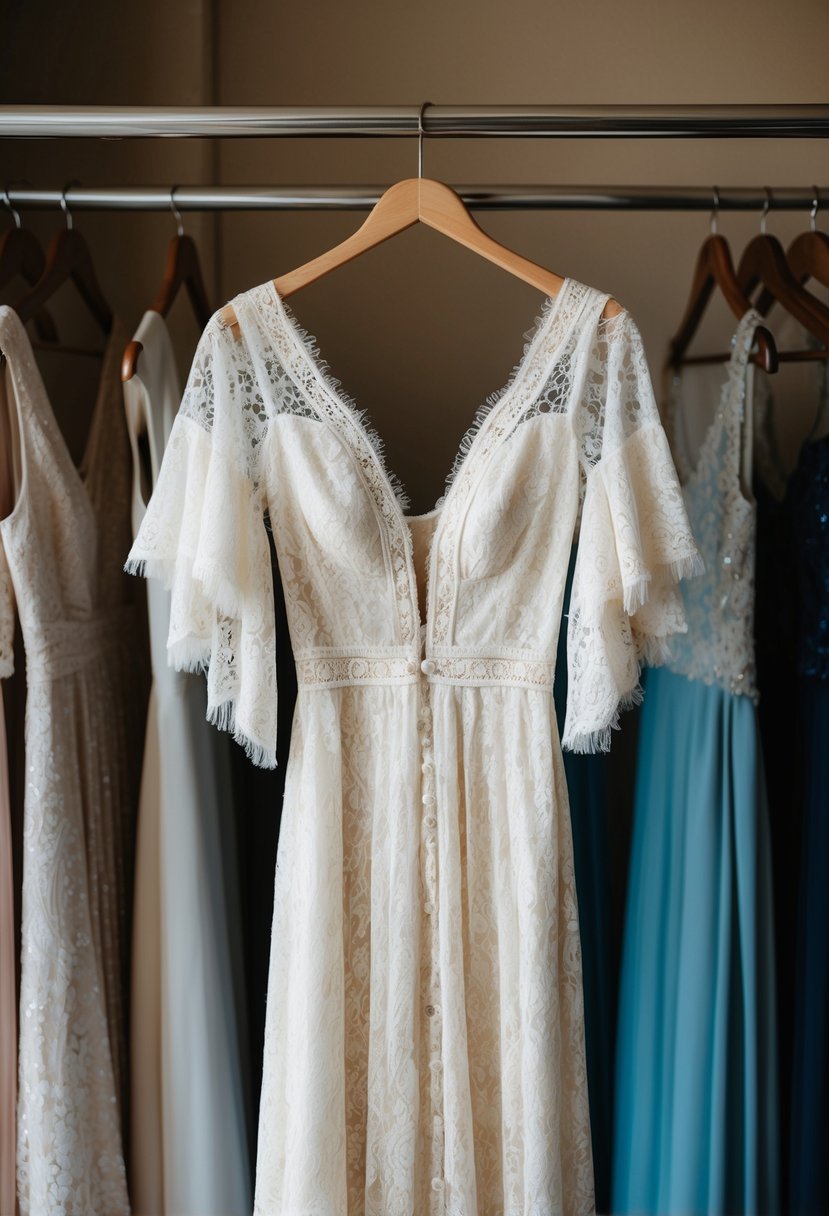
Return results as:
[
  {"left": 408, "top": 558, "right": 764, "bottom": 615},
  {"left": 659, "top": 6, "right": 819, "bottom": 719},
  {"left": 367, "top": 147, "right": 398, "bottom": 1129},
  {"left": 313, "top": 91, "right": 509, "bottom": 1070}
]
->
[{"left": 663, "top": 309, "right": 764, "bottom": 701}]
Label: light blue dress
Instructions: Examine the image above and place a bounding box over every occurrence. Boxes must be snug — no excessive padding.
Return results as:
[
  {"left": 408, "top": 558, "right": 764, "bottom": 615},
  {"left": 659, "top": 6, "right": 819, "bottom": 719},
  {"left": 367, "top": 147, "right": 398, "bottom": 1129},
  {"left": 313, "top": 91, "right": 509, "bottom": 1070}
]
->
[{"left": 612, "top": 310, "right": 780, "bottom": 1215}]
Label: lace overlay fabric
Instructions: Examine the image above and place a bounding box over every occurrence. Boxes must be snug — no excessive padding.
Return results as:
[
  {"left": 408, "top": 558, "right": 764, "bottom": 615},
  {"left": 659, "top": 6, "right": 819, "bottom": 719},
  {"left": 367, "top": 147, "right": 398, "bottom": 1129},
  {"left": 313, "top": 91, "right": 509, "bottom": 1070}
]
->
[
  {"left": 129, "top": 275, "right": 699, "bottom": 1213},
  {"left": 663, "top": 309, "right": 764, "bottom": 700},
  {"left": 0, "top": 306, "right": 149, "bottom": 1215}
]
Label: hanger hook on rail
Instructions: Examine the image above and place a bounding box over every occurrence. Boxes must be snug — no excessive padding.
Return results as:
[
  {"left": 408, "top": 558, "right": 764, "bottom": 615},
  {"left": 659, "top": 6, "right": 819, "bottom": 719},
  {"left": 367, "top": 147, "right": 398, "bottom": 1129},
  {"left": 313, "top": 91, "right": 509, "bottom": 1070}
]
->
[
  {"left": 760, "top": 185, "right": 772, "bottom": 235},
  {"left": 811, "top": 184, "right": 821, "bottom": 234},
  {"left": 709, "top": 185, "right": 720, "bottom": 235},
  {"left": 60, "top": 179, "right": 81, "bottom": 231},
  {"left": 417, "top": 101, "right": 431, "bottom": 180},
  {"left": 2, "top": 182, "right": 21, "bottom": 229},
  {"left": 170, "top": 184, "right": 184, "bottom": 237}
]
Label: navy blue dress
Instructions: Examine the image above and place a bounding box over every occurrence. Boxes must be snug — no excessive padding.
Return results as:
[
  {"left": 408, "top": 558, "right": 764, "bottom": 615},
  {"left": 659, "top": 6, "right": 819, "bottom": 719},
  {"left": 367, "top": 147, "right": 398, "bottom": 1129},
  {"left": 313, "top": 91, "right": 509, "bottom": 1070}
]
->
[{"left": 788, "top": 427, "right": 829, "bottom": 1216}]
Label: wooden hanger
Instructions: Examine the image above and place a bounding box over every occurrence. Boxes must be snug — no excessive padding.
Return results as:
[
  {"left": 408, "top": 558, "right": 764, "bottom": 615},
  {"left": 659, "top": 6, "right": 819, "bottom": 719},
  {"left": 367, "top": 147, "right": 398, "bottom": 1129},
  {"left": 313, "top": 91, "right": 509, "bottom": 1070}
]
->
[
  {"left": 122, "top": 187, "right": 212, "bottom": 382},
  {"left": 219, "top": 102, "right": 622, "bottom": 336},
  {"left": 0, "top": 187, "right": 58, "bottom": 343},
  {"left": 737, "top": 187, "right": 829, "bottom": 357},
  {"left": 15, "top": 182, "right": 113, "bottom": 339},
  {"left": 669, "top": 188, "right": 778, "bottom": 372},
  {"left": 757, "top": 187, "right": 829, "bottom": 315}
]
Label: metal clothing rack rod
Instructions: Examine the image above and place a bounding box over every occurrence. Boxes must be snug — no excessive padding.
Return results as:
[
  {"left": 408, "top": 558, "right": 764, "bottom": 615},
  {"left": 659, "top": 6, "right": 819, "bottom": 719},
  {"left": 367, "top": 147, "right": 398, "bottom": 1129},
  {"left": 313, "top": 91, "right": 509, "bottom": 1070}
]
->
[
  {"left": 6, "top": 185, "right": 829, "bottom": 213},
  {"left": 2, "top": 104, "right": 829, "bottom": 139}
]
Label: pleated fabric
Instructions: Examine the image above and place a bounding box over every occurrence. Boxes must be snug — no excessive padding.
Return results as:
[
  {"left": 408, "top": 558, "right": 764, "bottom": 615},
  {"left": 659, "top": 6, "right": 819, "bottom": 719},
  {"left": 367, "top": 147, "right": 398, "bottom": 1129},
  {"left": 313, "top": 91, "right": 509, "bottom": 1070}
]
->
[{"left": 613, "top": 667, "right": 779, "bottom": 1215}]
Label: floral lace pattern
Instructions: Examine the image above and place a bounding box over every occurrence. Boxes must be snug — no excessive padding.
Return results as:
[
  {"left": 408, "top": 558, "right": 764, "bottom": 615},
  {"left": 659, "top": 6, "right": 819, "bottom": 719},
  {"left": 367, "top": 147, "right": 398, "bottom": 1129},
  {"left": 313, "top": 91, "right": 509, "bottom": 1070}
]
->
[
  {"left": 0, "top": 306, "right": 149, "bottom": 1215},
  {"left": 664, "top": 308, "right": 763, "bottom": 700},
  {"left": 128, "top": 275, "right": 700, "bottom": 1213}
]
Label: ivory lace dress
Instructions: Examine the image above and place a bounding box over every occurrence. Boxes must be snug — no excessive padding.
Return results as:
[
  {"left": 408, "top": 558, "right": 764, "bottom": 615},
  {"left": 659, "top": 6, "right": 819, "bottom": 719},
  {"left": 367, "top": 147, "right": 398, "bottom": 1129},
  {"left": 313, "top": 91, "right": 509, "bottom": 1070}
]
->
[
  {"left": 0, "top": 306, "right": 149, "bottom": 1214},
  {"left": 127, "top": 276, "right": 701, "bottom": 1215}
]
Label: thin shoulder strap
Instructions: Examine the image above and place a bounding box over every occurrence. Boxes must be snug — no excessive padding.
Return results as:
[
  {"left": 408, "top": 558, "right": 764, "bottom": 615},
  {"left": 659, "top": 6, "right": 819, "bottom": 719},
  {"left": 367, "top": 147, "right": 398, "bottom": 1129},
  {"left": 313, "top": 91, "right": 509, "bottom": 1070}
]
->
[
  {"left": 0, "top": 307, "right": 45, "bottom": 501},
  {"left": 725, "top": 308, "right": 764, "bottom": 490}
]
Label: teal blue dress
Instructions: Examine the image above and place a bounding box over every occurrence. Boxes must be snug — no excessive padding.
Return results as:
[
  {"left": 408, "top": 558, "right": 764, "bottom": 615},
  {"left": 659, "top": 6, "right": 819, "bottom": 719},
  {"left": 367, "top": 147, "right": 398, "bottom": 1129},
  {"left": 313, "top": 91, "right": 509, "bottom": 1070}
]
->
[{"left": 612, "top": 311, "right": 780, "bottom": 1215}]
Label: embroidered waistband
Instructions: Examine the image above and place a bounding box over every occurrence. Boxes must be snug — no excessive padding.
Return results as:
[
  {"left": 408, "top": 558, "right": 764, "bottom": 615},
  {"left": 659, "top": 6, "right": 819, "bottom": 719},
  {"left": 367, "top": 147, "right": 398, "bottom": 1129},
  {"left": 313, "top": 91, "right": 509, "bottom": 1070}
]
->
[{"left": 294, "top": 649, "right": 554, "bottom": 690}]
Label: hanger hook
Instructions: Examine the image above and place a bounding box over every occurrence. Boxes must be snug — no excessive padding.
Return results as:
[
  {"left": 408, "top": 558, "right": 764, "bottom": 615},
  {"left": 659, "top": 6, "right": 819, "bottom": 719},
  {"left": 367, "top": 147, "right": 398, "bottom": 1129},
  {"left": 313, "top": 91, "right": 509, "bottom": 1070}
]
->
[
  {"left": 760, "top": 185, "right": 772, "bottom": 235},
  {"left": 811, "top": 184, "right": 820, "bottom": 234},
  {"left": 2, "top": 183, "right": 21, "bottom": 229},
  {"left": 709, "top": 185, "right": 720, "bottom": 235},
  {"left": 170, "top": 184, "right": 184, "bottom": 237},
  {"left": 417, "top": 101, "right": 430, "bottom": 180},
  {"left": 60, "top": 179, "right": 80, "bottom": 231}
]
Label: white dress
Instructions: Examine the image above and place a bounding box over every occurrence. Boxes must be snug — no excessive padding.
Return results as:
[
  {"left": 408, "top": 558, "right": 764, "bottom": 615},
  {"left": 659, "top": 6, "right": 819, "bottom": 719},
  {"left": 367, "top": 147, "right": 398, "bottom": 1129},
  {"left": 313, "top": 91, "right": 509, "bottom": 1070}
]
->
[
  {"left": 0, "top": 306, "right": 149, "bottom": 1215},
  {"left": 124, "top": 311, "right": 252, "bottom": 1215},
  {"left": 127, "top": 276, "right": 701, "bottom": 1215}
]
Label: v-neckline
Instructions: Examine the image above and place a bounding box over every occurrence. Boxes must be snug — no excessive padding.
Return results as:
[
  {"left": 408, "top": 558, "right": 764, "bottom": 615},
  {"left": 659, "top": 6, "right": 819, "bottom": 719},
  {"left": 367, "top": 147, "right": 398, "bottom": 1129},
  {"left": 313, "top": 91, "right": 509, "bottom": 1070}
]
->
[
  {"left": 263, "top": 276, "right": 574, "bottom": 528},
  {"left": 667, "top": 306, "right": 762, "bottom": 490},
  {"left": 0, "top": 308, "right": 121, "bottom": 529}
]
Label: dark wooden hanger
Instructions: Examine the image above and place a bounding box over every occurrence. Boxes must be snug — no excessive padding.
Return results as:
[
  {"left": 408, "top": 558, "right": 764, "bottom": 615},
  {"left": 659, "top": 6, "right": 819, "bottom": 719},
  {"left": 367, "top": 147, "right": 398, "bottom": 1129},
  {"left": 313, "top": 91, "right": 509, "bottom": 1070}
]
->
[
  {"left": 737, "top": 188, "right": 829, "bottom": 358},
  {"left": 121, "top": 187, "right": 212, "bottom": 382},
  {"left": 14, "top": 182, "right": 113, "bottom": 340},
  {"left": 220, "top": 103, "right": 621, "bottom": 336},
  {"left": 669, "top": 189, "right": 778, "bottom": 372},
  {"left": 0, "top": 188, "right": 58, "bottom": 342},
  {"left": 757, "top": 187, "right": 829, "bottom": 315}
]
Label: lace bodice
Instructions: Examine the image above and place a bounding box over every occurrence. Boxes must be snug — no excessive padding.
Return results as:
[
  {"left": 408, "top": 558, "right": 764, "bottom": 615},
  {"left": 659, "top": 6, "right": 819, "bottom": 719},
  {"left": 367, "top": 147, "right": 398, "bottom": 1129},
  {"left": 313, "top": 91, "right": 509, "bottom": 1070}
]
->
[
  {"left": 663, "top": 308, "right": 764, "bottom": 701},
  {"left": 127, "top": 276, "right": 701, "bottom": 764},
  {"left": 0, "top": 306, "right": 140, "bottom": 678}
]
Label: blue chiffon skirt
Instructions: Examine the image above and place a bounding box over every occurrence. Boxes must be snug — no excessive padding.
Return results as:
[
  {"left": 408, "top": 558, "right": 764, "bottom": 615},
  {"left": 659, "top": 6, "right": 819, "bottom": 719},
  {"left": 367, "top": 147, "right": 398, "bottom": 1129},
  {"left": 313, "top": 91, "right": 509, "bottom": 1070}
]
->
[{"left": 613, "top": 667, "right": 780, "bottom": 1215}]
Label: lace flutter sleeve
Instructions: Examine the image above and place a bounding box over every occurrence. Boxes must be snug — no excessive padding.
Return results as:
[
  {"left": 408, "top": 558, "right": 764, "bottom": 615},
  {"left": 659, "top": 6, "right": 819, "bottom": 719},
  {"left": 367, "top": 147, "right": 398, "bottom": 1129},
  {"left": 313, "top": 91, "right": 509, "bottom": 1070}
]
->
[
  {"left": 125, "top": 314, "right": 277, "bottom": 768},
  {"left": 561, "top": 308, "right": 703, "bottom": 754}
]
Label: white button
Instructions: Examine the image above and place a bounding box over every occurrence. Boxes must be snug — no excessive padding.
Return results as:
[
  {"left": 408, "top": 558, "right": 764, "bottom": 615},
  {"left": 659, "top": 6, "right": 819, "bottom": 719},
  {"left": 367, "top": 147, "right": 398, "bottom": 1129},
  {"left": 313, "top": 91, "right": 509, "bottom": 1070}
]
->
[
  {"left": 422, "top": 792, "right": 435, "bottom": 807},
  {"left": 421, "top": 659, "right": 435, "bottom": 675},
  {"left": 431, "top": 1177, "right": 444, "bottom": 1192},
  {"left": 424, "top": 901, "right": 434, "bottom": 915},
  {"left": 425, "top": 816, "right": 437, "bottom": 830},
  {"left": 421, "top": 757, "right": 433, "bottom": 773},
  {"left": 425, "top": 1004, "right": 436, "bottom": 1017}
]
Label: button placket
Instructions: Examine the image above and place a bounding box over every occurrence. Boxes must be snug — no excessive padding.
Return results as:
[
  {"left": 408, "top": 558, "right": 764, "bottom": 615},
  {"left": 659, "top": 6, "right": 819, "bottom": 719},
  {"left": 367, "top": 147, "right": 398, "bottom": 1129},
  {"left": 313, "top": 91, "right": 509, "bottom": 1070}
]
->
[{"left": 417, "top": 630, "right": 445, "bottom": 1212}]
